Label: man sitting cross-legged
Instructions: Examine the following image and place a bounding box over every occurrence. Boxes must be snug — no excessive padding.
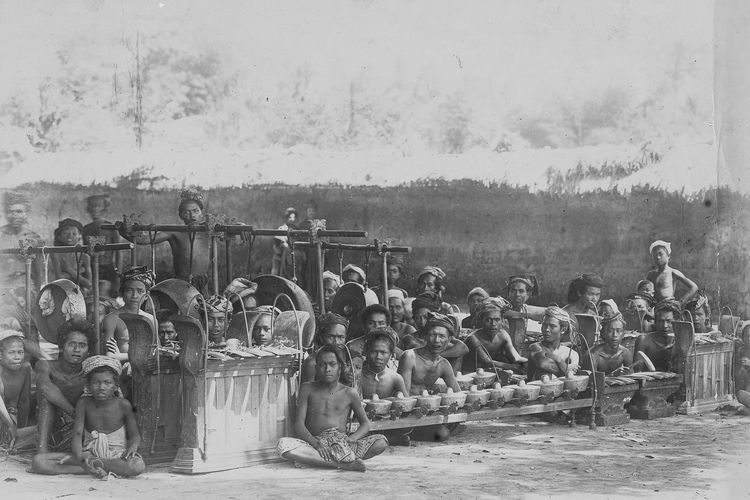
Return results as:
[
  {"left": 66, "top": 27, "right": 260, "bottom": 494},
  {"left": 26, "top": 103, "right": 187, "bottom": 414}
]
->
[{"left": 277, "top": 345, "right": 388, "bottom": 472}]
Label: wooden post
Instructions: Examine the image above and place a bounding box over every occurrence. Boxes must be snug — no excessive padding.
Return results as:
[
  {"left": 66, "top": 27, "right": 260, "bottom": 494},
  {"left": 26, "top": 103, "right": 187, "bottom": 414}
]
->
[
  {"left": 24, "top": 256, "right": 32, "bottom": 337},
  {"left": 380, "top": 251, "right": 390, "bottom": 305},
  {"left": 92, "top": 252, "right": 101, "bottom": 354}
]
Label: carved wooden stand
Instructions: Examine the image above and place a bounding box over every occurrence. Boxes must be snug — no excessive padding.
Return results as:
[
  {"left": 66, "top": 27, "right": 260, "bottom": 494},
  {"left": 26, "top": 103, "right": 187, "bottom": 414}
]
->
[{"left": 626, "top": 373, "right": 680, "bottom": 420}]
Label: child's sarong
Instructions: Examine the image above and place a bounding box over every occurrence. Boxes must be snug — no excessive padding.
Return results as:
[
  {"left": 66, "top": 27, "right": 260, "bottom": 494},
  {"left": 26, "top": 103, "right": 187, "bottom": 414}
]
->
[
  {"left": 83, "top": 426, "right": 127, "bottom": 459},
  {"left": 277, "top": 428, "right": 387, "bottom": 463}
]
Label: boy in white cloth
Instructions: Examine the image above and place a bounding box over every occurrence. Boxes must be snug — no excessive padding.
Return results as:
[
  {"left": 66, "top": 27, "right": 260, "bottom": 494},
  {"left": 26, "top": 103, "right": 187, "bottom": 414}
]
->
[{"left": 32, "top": 355, "right": 144, "bottom": 477}]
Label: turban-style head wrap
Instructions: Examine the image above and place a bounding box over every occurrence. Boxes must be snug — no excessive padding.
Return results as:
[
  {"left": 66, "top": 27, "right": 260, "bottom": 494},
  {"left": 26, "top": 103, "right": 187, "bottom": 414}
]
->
[
  {"left": 342, "top": 264, "right": 366, "bottom": 283},
  {"left": 543, "top": 306, "right": 572, "bottom": 328},
  {"left": 600, "top": 312, "right": 625, "bottom": 329},
  {"left": 198, "top": 295, "right": 232, "bottom": 316},
  {"left": 4, "top": 191, "right": 30, "bottom": 212},
  {"left": 54, "top": 218, "right": 84, "bottom": 245},
  {"left": 387, "top": 289, "right": 406, "bottom": 303},
  {"left": 179, "top": 189, "right": 204, "bottom": 211},
  {"left": 284, "top": 207, "right": 297, "bottom": 219},
  {"left": 119, "top": 266, "right": 156, "bottom": 290},
  {"left": 418, "top": 266, "right": 446, "bottom": 282},
  {"left": 598, "top": 299, "right": 620, "bottom": 317},
  {"left": 424, "top": 312, "right": 457, "bottom": 337},
  {"left": 224, "top": 278, "right": 258, "bottom": 304},
  {"left": 476, "top": 297, "right": 512, "bottom": 321},
  {"left": 466, "top": 287, "right": 489, "bottom": 304},
  {"left": 684, "top": 291, "right": 709, "bottom": 314},
  {"left": 626, "top": 292, "right": 656, "bottom": 308},
  {"left": 82, "top": 355, "right": 122, "bottom": 378},
  {"left": 322, "top": 270, "right": 342, "bottom": 288},
  {"left": 507, "top": 275, "right": 539, "bottom": 297},
  {"left": 411, "top": 291, "right": 442, "bottom": 313},
  {"left": 649, "top": 240, "right": 671, "bottom": 256},
  {"left": 0, "top": 330, "right": 24, "bottom": 346},
  {"left": 317, "top": 312, "right": 349, "bottom": 336},
  {"left": 85, "top": 194, "right": 111, "bottom": 211},
  {"left": 364, "top": 327, "right": 397, "bottom": 353},
  {"left": 249, "top": 305, "right": 281, "bottom": 317},
  {"left": 654, "top": 298, "right": 682, "bottom": 317}
]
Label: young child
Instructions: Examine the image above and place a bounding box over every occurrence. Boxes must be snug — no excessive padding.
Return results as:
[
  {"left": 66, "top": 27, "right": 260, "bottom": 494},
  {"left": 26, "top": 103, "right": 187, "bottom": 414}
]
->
[
  {"left": 0, "top": 330, "right": 33, "bottom": 450},
  {"left": 636, "top": 279, "right": 655, "bottom": 298},
  {"left": 277, "top": 344, "right": 388, "bottom": 472},
  {"left": 645, "top": 240, "right": 699, "bottom": 307},
  {"left": 50, "top": 218, "right": 92, "bottom": 291},
  {"left": 361, "top": 330, "right": 408, "bottom": 400},
  {"left": 32, "top": 356, "right": 145, "bottom": 477},
  {"left": 250, "top": 306, "right": 278, "bottom": 347}
]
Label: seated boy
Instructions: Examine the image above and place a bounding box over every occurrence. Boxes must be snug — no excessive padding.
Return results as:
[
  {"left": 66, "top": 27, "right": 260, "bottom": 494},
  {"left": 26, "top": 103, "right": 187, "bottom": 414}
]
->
[
  {"left": 645, "top": 240, "right": 699, "bottom": 306},
  {"left": 32, "top": 356, "right": 145, "bottom": 477},
  {"left": 0, "top": 330, "right": 33, "bottom": 450},
  {"left": 463, "top": 297, "right": 527, "bottom": 373},
  {"left": 582, "top": 314, "right": 633, "bottom": 376},
  {"left": 634, "top": 299, "right": 680, "bottom": 372},
  {"left": 277, "top": 345, "right": 388, "bottom": 472},
  {"left": 361, "top": 330, "right": 407, "bottom": 399},
  {"left": 527, "top": 307, "right": 580, "bottom": 380},
  {"left": 302, "top": 313, "right": 348, "bottom": 383}
]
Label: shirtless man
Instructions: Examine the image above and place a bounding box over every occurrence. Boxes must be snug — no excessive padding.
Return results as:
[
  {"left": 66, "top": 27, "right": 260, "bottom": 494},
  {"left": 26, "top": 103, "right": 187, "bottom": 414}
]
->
[
  {"left": 101, "top": 267, "right": 156, "bottom": 361},
  {"left": 277, "top": 345, "right": 388, "bottom": 472},
  {"left": 199, "top": 295, "right": 233, "bottom": 347},
  {"left": 82, "top": 194, "right": 124, "bottom": 296},
  {"left": 645, "top": 240, "right": 698, "bottom": 307},
  {"left": 0, "top": 330, "right": 33, "bottom": 450},
  {"left": 582, "top": 315, "right": 633, "bottom": 376},
  {"left": 503, "top": 275, "right": 545, "bottom": 321},
  {"left": 36, "top": 321, "right": 93, "bottom": 453},
  {"left": 463, "top": 297, "right": 527, "bottom": 373},
  {"left": 563, "top": 273, "right": 603, "bottom": 318},
  {"left": 399, "top": 294, "right": 468, "bottom": 368},
  {"left": 122, "top": 190, "right": 211, "bottom": 292},
  {"left": 398, "top": 314, "right": 461, "bottom": 396},
  {"left": 302, "top": 313, "right": 348, "bottom": 383},
  {"left": 527, "top": 307, "right": 580, "bottom": 380},
  {"left": 634, "top": 299, "right": 679, "bottom": 372},
  {"left": 361, "top": 330, "right": 407, "bottom": 399}
]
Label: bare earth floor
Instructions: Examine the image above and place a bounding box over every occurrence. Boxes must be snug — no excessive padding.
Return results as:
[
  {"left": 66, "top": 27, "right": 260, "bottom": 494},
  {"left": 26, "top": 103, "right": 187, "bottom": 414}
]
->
[{"left": 2, "top": 412, "right": 749, "bottom": 500}]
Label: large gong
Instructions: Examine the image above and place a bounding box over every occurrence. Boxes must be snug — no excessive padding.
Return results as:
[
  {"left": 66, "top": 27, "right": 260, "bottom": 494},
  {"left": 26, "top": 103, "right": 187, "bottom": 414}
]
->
[
  {"left": 150, "top": 278, "right": 201, "bottom": 319},
  {"left": 33, "top": 279, "right": 87, "bottom": 344},
  {"left": 330, "top": 282, "right": 379, "bottom": 340}
]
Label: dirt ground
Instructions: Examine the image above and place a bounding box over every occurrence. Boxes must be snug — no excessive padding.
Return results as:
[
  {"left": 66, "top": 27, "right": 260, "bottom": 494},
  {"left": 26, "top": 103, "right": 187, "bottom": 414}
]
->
[{"left": 2, "top": 411, "right": 749, "bottom": 500}]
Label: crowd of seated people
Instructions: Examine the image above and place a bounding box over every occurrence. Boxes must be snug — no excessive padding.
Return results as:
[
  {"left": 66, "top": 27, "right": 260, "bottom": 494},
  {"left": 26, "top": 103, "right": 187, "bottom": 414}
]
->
[{"left": 2, "top": 186, "right": 749, "bottom": 474}]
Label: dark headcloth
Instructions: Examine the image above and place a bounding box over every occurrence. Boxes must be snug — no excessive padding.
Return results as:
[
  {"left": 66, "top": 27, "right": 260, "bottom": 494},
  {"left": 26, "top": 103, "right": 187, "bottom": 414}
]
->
[
  {"left": 55, "top": 218, "right": 84, "bottom": 236},
  {"left": 424, "top": 312, "right": 456, "bottom": 337},
  {"left": 654, "top": 299, "right": 682, "bottom": 316},
  {"left": 411, "top": 291, "right": 442, "bottom": 313},
  {"left": 120, "top": 266, "right": 156, "bottom": 290},
  {"left": 317, "top": 312, "right": 349, "bottom": 334},
  {"left": 684, "top": 291, "right": 709, "bottom": 313}
]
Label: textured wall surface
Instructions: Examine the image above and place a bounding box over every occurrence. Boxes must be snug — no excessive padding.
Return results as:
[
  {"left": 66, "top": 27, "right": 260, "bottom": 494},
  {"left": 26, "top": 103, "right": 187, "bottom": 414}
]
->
[{"left": 7, "top": 182, "right": 749, "bottom": 316}]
